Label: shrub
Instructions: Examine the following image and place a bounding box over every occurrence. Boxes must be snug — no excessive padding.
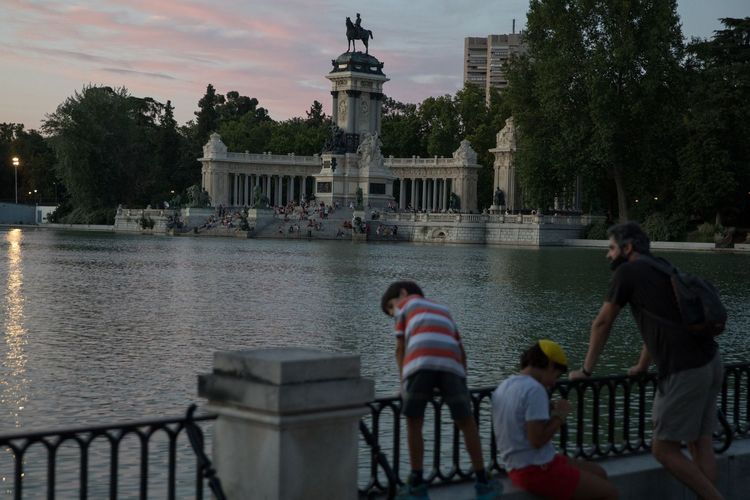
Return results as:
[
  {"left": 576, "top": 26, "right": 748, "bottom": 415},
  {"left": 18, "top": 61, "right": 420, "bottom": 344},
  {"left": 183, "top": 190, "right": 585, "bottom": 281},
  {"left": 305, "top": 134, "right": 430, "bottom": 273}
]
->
[
  {"left": 687, "top": 223, "right": 717, "bottom": 243},
  {"left": 583, "top": 220, "right": 609, "bottom": 240},
  {"left": 642, "top": 213, "right": 687, "bottom": 242}
]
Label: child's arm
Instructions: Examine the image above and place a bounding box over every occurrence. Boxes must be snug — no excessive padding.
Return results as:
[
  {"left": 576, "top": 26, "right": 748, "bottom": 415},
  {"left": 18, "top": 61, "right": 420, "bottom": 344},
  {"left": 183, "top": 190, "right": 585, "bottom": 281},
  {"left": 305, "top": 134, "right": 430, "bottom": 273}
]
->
[
  {"left": 525, "top": 399, "right": 571, "bottom": 448},
  {"left": 395, "top": 336, "right": 405, "bottom": 378}
]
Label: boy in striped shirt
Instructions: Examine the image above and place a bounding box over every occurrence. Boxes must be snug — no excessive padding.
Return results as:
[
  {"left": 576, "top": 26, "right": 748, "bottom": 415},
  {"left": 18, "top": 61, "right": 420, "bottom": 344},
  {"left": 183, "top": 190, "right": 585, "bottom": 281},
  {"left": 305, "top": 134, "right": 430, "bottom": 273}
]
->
[{"left": 381, "top": 281, "right": 501, "bottom": 500}]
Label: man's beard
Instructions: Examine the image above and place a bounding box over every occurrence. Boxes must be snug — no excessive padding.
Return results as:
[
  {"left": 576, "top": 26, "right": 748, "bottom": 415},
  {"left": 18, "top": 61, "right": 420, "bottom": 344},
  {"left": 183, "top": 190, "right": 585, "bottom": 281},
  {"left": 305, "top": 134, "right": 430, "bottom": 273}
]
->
[{"left": 609, "top": 255, "right": 628, "bottom": 271}]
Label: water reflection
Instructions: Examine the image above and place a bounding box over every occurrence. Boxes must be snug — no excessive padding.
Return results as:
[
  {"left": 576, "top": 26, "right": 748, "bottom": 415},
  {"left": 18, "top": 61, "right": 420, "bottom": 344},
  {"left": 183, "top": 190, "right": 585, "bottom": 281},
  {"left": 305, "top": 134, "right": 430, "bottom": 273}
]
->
[{"left": 1, "top": 229, "right": 28, "bottom": 428}]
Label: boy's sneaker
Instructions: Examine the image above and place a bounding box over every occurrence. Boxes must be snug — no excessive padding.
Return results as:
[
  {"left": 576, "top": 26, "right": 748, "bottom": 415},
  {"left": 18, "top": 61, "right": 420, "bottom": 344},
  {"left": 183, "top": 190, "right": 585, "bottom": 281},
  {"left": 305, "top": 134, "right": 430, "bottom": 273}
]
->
[
  {"left": 395, "top": 481, "right": 429, "bottom": 500},
  {"left": 474, "top": 477, "right": 503, "bottom": 500}
]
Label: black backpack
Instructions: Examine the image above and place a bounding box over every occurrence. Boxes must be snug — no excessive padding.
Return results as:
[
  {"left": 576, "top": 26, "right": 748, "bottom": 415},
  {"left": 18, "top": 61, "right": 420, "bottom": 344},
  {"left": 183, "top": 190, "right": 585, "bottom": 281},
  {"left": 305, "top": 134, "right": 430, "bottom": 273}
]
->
[{"left": 643, "top": 256, "right": 727, "bottom": 336}]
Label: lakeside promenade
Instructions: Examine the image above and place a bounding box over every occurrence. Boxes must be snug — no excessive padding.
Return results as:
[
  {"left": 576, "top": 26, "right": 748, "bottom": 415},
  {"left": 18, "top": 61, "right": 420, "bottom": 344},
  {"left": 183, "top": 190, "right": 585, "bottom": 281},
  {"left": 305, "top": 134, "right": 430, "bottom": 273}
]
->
[{"left": 1, "top": 348, "right": 747, "bottom": 499}]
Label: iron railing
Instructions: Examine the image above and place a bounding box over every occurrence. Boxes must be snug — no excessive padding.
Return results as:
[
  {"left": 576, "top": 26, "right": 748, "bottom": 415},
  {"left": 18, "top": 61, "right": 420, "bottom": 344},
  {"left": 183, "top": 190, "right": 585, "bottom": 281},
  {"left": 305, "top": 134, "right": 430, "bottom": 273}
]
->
[
  {"left": 1, "top": 363, "right": 746, "bottom": 499},
  {"left": 0, "top": 407, "right": 218, "bottom": 499},
  {"left": 358, "top": 362, "right": 749, "bottom": 497}
]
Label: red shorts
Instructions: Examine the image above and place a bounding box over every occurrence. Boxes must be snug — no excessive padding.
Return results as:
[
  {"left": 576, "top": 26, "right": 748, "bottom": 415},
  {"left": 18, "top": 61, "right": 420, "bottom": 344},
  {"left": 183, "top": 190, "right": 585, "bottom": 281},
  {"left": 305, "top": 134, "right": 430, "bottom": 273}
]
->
[{"left": 508, "top": 454, "right": 581, "bottom": 500}]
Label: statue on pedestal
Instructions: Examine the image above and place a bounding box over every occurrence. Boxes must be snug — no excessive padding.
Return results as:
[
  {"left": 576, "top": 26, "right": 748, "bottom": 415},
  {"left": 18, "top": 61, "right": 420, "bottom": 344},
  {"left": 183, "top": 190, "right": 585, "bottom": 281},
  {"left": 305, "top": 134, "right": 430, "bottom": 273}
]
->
[
  {"left": 357, "top": 132, "right": 384, "bottom": 169},
  {"left": 346, "top": 14, "right": 373, "bottom": 53},
  {"left": 355, "top": 187, "right": 364, "bottom": 210},
  {"left": 493, "top": 188, "right": 505, "bottom": 207},
  {"left": 449, "top": 193, "right": 460, "bottom": 211},
  {"left": 323, "top": 124, "right": 347, "bottom": 154}
]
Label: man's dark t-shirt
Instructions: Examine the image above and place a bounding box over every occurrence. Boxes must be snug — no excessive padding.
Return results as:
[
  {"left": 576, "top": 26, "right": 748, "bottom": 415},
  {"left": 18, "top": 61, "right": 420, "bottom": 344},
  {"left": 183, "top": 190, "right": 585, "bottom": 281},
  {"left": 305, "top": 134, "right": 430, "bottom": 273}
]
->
[{"left": 606, "top": 257, "right": 717, "bottom": 378}]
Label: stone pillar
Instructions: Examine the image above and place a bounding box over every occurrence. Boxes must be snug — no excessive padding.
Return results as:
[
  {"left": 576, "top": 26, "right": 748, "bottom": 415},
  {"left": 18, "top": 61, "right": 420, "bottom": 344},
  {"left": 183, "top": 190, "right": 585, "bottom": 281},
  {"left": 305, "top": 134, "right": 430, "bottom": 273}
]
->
[
  {"left": 198, "top": 348, "right": 374, "bottom": 500},
  {"left": 287, "top": 176, "right": 294, "bottom": 205},
  {"left": 431, "top": 180, "right": 438, "bottom": 212},
  {"left": 199, "top": 348, "right": 374, "bottom": 500},
  {"left": 244, "top": 175, "right": 249, "bottom": 206},
  {"left": 265, "top": 175, "right": 271, "bottom": 203},
  {"left": 331, "top": 91, "right": 339, "bottom": 124},
  {"left": 421, "top": 179, "right": 427, "bottom": 211},
  {"left": 443, "top": 179, "right": 450, "bottom": 211},
  {"left": 410, "top": 178, "right": 416, "bottom": 210},
  {"left": 276, "top": 176, "right": 282, "bottom": 206},
  {"left": 399, "top": 179, "right": 406, "bottom": 209},
  {"left": 346, "top": 90, "right": 357, "bottom": 133},
  {"left": 373, "top": 93, "right": 383, "bottom": 134}
]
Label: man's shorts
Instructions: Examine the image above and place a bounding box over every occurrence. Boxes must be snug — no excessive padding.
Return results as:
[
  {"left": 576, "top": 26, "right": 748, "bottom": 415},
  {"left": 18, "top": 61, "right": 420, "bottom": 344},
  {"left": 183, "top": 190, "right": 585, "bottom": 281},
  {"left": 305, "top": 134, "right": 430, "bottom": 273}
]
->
[
  {"left": 508, "top": 454, "right": 581, "bottom": 500},
  {"left": 401, "top": 370, "right": 472, "bottom": 420},
  {"left": 653, "top": 351, "right": 723, "bottom": 442}
]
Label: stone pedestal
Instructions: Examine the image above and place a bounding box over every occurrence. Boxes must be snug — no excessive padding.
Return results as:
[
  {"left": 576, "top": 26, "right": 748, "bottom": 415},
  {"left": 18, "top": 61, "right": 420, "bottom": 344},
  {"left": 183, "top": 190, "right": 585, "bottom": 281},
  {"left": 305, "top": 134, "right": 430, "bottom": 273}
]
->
[{"left": 199, "top": 348, "right": 374, "bottom": 500}]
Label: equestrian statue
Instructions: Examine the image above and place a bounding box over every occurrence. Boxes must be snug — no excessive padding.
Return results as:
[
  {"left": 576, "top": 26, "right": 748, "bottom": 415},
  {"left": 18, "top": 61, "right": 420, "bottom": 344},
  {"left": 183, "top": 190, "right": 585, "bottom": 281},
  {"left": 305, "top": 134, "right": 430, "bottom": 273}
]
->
[{"left": 346, "top": 13, "right": 373, "bottom": 54}]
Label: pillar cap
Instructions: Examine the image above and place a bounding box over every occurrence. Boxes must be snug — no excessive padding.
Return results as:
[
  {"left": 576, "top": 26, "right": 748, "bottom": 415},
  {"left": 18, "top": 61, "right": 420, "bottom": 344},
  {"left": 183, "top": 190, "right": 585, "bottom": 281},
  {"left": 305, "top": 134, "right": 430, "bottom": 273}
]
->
[{"left": 212, "top": 348, "right": 361, "bottom": 385}]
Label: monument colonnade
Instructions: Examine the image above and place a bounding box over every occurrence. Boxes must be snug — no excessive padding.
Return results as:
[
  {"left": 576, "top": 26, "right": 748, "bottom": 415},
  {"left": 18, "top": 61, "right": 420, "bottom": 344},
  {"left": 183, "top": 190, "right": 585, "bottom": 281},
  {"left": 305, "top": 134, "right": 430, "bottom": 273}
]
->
[
  {"left": 200, "top": 135, "right": 480, "bottom": 212},
  {"left": 387, "top": 158, "right": 477, "bottom": 212}
]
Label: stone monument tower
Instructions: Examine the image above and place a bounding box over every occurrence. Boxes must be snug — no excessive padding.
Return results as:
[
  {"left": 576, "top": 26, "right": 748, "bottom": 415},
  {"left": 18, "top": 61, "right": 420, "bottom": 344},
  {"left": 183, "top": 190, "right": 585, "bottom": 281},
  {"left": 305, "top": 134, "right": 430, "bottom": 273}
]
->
[
  {"left": 316, "top": 15, "right": 393, "bottom": 208},
  {"left": 489, "top": 117, "right": 522, "bottom": 212}
]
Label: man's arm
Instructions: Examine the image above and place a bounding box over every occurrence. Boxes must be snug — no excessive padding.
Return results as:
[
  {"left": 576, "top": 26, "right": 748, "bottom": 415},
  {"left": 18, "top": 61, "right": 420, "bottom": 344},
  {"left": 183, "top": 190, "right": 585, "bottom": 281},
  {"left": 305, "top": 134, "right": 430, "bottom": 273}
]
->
[
  {"left": 569, "top": 301, "right": 621, "bottom": 380},
  {"left": 395, "top": 336, "right": 405, "bottom": 378},
  {"left": 628, "top": 343, "right": 652, "bottom": 375}
]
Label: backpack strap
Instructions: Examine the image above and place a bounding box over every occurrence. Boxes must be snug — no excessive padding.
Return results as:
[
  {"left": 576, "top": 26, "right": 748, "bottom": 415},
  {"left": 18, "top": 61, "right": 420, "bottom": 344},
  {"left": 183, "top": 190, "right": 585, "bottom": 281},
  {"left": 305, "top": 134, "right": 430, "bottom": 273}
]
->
[{"left": 635, "top": 255, "right": 686, "bottom": 331}]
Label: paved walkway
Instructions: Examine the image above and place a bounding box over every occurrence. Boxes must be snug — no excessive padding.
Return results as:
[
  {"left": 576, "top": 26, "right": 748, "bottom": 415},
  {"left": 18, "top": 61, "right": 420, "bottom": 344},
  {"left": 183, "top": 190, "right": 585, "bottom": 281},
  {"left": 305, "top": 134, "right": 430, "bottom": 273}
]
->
[{"left": 376, "top": 439, "right": 750, "bottom": 499}]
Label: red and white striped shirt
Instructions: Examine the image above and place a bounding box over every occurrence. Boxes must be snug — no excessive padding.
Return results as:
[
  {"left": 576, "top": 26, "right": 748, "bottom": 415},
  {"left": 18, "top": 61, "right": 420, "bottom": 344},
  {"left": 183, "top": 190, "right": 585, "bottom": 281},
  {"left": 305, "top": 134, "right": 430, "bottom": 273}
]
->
[{"left": 394, "top": 295, "right": 465, "bottom": 379}]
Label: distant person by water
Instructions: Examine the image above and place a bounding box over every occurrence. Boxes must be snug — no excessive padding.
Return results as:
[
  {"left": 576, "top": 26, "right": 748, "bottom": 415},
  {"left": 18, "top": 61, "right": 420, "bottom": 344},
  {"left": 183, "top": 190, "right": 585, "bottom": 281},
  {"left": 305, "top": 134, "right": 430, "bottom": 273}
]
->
[
  {"left": 492, "top": 340, "right": 618, "bottom": 499},
  {"left": 380, "top": 281, "right": 501, "bottom": 500},
  {"left": 570, "top": 222, "right": 724, "bottom": 500}
]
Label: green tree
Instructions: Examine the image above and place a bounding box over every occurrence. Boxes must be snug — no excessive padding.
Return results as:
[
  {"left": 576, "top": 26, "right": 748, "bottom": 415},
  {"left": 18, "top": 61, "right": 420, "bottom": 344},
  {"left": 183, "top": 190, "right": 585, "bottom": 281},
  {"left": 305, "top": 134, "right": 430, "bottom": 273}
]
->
[
  {"left": 153, "top": 100, "right": 186, "bottom": 203},
  {"left": 14, "top": 129, "right": 58, "bottom": 204},
  {"left": 380, "top": 97, "right": 425, "bottom": 158},
  {"left": 507, "top": 0, "right": 686, "bottom": 219},
  {"left": 676, "top": 18, "right": 750, "bottom": 225},
  {"left": 305, "top": 100, "right": 326, "bottom": 127},
  {"left": 42, "top": 86, "right": 163, "bottom": 223},
  {"left": 0, "top": 123, "right": 24, "bottom": 202},
  {"left": 419, "top": 95, "right": 460, "bottom": 157},
  {"left": 195, "top": 84, "right": 223, "bottom": 145}
]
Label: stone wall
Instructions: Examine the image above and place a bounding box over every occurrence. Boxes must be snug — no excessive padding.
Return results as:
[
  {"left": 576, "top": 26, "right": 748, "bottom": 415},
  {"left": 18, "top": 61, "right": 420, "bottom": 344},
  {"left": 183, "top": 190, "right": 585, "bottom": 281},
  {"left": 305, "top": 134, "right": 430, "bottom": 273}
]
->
[
  {"left": 377, "top": 213, "right": 594, "bottom": 246},
  {"left": 114, "top": 208, "right": 175, "bottom": 233},
  {"left": 0, "top": 203, "right": 36, "bottom": 225}
]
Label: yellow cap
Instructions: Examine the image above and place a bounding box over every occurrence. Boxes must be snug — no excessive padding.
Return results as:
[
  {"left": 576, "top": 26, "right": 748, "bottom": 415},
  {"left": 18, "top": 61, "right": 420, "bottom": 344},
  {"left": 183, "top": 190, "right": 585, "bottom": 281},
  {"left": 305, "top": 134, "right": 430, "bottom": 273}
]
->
[{"left": 538, "top": 340, "right": 568, "bottom": 369}]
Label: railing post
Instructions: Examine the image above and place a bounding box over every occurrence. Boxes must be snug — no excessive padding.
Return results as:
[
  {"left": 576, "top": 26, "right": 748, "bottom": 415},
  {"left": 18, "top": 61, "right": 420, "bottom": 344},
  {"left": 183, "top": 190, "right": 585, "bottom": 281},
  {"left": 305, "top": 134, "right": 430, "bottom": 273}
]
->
[{"left": 199, "top": 348, "right": 374, "bottom": 500}]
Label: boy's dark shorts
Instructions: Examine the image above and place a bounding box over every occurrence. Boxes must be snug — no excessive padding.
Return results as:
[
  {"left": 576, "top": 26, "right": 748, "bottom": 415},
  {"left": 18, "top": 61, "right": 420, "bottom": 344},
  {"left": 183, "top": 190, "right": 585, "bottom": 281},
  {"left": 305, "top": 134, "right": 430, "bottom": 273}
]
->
[{"left": 401, "top": 370, "right": 472, "bottom": 420}]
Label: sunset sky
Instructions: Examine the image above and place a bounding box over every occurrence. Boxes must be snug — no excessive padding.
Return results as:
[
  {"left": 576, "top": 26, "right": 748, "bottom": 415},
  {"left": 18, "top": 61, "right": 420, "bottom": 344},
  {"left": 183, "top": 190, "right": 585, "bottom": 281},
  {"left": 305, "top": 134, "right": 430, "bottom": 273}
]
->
[{"left": 2, "top": 0, "right": 748, "bottom": 130}]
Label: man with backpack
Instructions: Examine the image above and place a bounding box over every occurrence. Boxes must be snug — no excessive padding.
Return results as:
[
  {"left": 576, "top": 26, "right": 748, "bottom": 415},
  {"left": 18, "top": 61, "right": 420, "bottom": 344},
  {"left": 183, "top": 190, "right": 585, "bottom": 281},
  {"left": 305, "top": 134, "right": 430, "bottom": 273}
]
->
[{"left": 570, "top": 222, "right": 725, "bottom": 500}]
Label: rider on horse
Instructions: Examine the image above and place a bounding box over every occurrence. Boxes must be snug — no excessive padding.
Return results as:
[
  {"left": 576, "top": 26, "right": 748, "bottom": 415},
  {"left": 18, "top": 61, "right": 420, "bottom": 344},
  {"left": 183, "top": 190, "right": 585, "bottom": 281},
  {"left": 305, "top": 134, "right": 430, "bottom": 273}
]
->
[{"left": 346, "top": 13, "right": 373, "bottom": 53}]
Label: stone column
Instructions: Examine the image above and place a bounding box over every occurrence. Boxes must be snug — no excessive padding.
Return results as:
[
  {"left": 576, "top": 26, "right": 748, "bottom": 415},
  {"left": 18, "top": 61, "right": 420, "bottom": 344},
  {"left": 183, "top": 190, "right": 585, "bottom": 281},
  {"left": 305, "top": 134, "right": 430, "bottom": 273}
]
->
[
  {"left": 431, "top": 179, "right": 438, "bottom": 212},
  {"left": 331, "top": 91, "right": 339, "bottom": 124},
  {"left": 399, "top": 179, "right": 406, "bottom": 209},
  {"left": 276, "top": 176, "right": 282, "bottom": 206},
  {"left": 199, "top": 348, "right": 374, "bottom": 500},
  {"left": 410, "top": 178, "right": 416, "bottom": 210},
  {"left": 443, "top": 179, "right": 450, "bottom": 210},
  {"left": 421, "top": 179, "right": 427, "bottom": 211},
  {"left": 243, "top": 175, "right": 249, "bottom": 206},
  {"left": 345, "top": 90, "right": 358, "bottom": 133},
  {"left": 372, "top": 93, "right": 383, "bottom": 134},
  {"left": 287, "top": 176, "right": 293, "bottom": 205},
  {"left": 265, "top": 175, "right": 271, "bottom": 203}
]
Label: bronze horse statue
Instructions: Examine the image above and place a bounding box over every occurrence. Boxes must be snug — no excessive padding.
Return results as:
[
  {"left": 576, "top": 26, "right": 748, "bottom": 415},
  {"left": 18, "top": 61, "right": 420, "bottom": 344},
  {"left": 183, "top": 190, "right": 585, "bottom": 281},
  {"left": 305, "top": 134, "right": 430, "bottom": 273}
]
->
[{"left": 346, "top": 17, "right": 373, "bottom": 54}]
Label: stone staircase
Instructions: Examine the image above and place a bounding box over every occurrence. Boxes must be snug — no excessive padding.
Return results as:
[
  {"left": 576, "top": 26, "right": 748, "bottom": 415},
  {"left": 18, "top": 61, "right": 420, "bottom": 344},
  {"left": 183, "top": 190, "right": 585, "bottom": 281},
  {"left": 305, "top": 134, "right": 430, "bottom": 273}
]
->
[{"left": 252, "top": 210, "right": 355, "bottom": 240}]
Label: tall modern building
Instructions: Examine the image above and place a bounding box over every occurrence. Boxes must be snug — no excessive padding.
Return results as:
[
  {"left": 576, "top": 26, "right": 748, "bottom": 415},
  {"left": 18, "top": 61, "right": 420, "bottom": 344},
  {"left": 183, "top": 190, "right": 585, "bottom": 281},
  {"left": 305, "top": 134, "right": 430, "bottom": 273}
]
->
[{"left": 463, "top": 32, "right": 526, "bottom": 99}]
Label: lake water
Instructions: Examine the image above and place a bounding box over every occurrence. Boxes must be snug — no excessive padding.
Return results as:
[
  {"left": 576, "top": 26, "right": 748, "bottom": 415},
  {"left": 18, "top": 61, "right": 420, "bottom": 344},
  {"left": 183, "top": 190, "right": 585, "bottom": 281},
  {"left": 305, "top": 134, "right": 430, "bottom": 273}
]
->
[
  {"left": 2, "top": 227, "right": 748, "bottom": 431},
  {"left": 0, "top": 227, "right": 748, "bottom": 495}
]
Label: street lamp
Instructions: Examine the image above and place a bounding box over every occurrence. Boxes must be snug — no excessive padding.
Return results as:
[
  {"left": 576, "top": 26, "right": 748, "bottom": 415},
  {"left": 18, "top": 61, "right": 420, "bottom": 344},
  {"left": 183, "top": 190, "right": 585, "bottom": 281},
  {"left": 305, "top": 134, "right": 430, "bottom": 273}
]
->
[{"left": 12, "top": 156, "right": 20, "bottom": 204}]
